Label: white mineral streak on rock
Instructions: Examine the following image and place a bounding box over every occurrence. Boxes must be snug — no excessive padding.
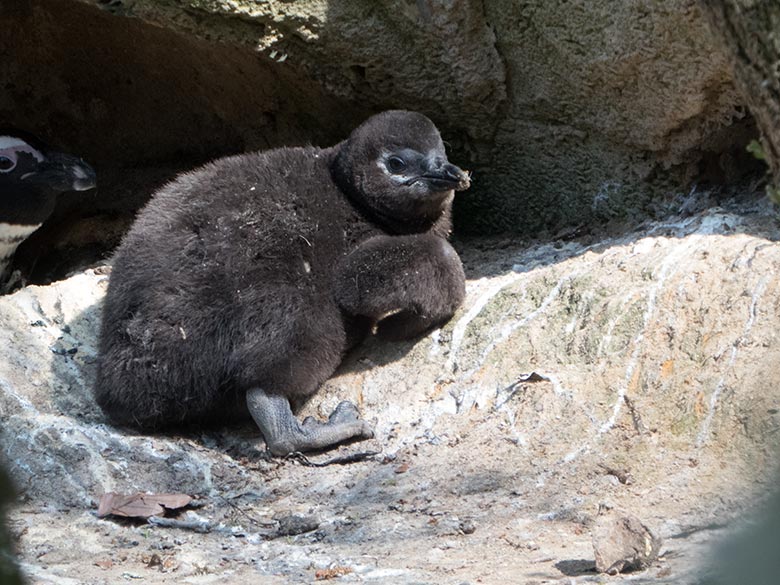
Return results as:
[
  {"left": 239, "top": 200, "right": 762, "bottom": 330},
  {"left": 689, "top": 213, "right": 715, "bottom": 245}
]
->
[
  {"left": 445, "top": 272, "right": 523, "bottom": 373},
  {"left": 406, "top": 207, "right": 780, "bottom": 473},
  {"left": 19, "top": 563, "right": 83, "bottom": 585},
  {"left": 596, "top": 293, "right": 634, "bottom": 361},
  {"left": 697, "top": 272, "right": 770, "bottom": 446},
  {"left": 487, "top": 260, "right": 594, "bottom": 363},
  {"left": 0, "top": 379, "right": 38, "bottom": 414},
  {"left": 599, "top": 238, "right": 683, "bottom": 434},
  {"left": 428, "top": 328, "right": 441, "bottom": 356}
]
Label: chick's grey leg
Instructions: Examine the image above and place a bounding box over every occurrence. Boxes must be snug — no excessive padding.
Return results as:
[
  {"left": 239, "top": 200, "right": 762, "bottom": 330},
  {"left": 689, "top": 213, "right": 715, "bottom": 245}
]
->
[
  {"left": 246, "top": 388, "right": 374, "bottom": 456},
  {"left": 334, "top": 234, "right": 465, "bottom": 341}
]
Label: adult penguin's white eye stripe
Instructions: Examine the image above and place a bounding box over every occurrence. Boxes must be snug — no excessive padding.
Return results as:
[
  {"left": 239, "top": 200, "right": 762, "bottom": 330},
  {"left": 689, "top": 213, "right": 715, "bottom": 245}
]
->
[
  {"left": 0, "top": 136, "right": 44, "bottom": 162},
  {"left": 0, "top": 137, "right": 27, "bottom": 149}
]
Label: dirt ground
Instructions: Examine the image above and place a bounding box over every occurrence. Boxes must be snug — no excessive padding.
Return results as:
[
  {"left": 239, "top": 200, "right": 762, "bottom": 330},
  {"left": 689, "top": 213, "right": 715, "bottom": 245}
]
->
[
  {"left": 9, "top": 407, "right": 764, "bottom": 585},
  {"left": 9, "top": 365, "right": 777, "bottom": 585}
]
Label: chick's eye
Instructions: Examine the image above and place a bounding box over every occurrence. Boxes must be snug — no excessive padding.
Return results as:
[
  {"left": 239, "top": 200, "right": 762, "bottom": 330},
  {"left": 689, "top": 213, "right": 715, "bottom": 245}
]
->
[
  {"left": 386, "top": 155, "right": 407, "bottom": 173},
  {"left": 0, "top": 156, "right": 15, "bottom": 172}
]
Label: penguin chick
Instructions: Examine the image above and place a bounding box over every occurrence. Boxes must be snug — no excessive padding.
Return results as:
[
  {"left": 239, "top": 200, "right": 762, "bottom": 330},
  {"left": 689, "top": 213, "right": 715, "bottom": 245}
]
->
[
  {"left": 95, "top": 110, "right": 470, "bottom": 456},
  {"left": 0, "top": 130, "right": 96, "bottom": 289}
]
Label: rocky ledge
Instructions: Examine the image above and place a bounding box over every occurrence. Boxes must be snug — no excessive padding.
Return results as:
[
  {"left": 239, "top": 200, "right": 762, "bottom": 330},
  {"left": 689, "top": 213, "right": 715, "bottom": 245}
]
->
[{"left": 1, "top": 202, "right": 779, "bottom": 584}]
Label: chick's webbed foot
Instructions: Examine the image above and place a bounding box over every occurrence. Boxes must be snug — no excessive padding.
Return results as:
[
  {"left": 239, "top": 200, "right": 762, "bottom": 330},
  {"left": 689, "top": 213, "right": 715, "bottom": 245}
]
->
[{"left": 247, "top": 388, "right": 374, "bottom": 456}]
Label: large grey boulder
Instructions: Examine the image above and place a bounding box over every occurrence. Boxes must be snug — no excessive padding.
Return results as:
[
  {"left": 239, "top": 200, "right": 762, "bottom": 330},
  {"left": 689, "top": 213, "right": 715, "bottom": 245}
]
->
[
  {"left": 1, "top": 204, "right": 779, "bottom": 583},
  {"left": 80, "top": 0, "right": 747, "bottom": 231},
  {"left": 1, "top": 0, "right": 754, "bottom": 252}
]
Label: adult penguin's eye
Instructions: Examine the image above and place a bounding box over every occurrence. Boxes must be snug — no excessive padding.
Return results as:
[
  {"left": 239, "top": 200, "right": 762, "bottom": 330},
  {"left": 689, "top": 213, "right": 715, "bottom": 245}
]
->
[
  {"left": 0, "top": 156, "right": 15, "bottom": 172},
  {"left": 386, "top": 155, "right": 407, "bottom": 174}
]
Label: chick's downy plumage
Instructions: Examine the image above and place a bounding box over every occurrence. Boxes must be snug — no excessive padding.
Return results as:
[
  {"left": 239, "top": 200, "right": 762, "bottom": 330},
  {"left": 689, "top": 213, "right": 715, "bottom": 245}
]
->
[{"left": 96, "top": 110, "right": 470, "bottom": 455}]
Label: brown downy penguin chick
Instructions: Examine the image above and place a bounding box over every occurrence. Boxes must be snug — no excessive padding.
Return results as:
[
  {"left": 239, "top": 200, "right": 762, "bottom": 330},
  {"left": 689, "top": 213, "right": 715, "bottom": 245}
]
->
[{"left": 95, "top": 110, "right": 470, "bottom": 456}]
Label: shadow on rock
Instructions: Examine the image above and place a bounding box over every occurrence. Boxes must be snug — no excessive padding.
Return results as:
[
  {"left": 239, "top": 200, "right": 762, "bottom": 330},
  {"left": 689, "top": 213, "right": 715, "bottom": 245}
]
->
[{"left": 554, "top": 559, "right": 597, "bottom": 576}]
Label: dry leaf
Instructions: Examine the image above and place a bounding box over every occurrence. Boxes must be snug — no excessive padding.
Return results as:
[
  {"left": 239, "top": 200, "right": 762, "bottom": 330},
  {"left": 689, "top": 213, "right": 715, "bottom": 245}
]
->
[
  {"left": 315, "top": 567, "right": 353, "bottom": 580},
  {"left": 97, "top": 492, "right": 193, "bottom": 519}
]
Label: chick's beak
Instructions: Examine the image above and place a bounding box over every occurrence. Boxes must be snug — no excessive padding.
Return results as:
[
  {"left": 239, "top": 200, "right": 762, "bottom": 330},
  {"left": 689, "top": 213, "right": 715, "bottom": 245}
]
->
[{"left": 421, "top": 161, "right": 471, "bottom": 192}]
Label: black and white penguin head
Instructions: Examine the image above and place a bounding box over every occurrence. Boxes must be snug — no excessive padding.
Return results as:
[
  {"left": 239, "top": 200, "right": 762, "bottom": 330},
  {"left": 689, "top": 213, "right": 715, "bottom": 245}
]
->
[
  {"left": 0, "top": 129, "right": 96, "bottom": 225},
  {"left": 333, "top": 110, "right": 470, "bottom": 230},
  {"left": 0, "top": 130, "right": 96, "bottom": 285}
]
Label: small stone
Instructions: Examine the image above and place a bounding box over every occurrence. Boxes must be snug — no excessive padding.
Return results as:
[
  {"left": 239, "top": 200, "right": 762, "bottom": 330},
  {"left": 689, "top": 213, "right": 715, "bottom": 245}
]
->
[
  {"left": 275, "top": 514, "right": 320, "bottom": 537},
  {"left": 592, "top": 510, "right": 662, "bottom": 575}
]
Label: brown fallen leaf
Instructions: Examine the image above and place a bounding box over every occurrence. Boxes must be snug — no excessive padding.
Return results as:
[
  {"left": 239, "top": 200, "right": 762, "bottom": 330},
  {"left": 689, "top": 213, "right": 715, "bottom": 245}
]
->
[
  {"left": 315, "top": 567, "right": 353, "bottom": 580},
  {"left": 97, "top": 492, "right": 193, "bottom": 519},
  {"left": 94, "top": 558, "right": 114, "bottom": 570}
]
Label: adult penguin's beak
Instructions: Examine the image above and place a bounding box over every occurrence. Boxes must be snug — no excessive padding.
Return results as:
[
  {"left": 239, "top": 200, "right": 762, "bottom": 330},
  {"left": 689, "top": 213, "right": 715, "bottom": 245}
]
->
[{"left": 25, "top": 150, "right": 96, "bottom": 192}]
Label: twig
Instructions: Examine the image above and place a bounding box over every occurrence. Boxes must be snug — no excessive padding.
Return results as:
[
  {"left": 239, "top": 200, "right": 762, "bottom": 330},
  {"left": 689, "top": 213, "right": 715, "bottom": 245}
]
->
[
  {"left": 216, "top": 495, "right": 276, "bottom": 529},
  {"left": 623, "top": 395, "right": 647, "bottom": 435},
  {"left": 284, "top": 450, "right": 381, "bottom": 467},
  {"left": 147, "top": 516, "right": 212, "bottom": 533},
  {"left": 597, "top": 463, "right": 634, "bottom": 485}
]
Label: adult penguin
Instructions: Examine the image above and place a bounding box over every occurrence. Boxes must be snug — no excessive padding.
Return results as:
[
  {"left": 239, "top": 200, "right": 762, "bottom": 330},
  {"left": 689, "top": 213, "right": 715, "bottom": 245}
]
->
[
  {"left": 95, "top": 110, "right": 470, "bottom": 455},
  {"left": 0, "top": 130, "right": 96, "bottom": 289}
]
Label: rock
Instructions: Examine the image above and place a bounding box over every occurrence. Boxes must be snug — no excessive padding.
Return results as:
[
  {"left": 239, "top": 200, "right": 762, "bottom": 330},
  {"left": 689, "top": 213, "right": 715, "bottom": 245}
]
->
[
  {"left": 2, "top": 203, "right": 780, "bottom": 582},
  {"left": 91, "top": 0, "right": 752, "bottom": 233},
  {"left": 275, "top": 514, "right": 320, "bottom": 538},
  {"left": 0, "top": 268, "right": 253, "bottom": 507},
  {"left": 592, "top": 510, "right": 662, "bottom": 574},
  {"left": 0, "top": 0, "right": 755, "bottom": 268},
  {"left": 700, "top": 1, "right": 780, "bottom": 200},
  {"left": 1, "top": 0, "right": 373, "bottom": 284}
]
